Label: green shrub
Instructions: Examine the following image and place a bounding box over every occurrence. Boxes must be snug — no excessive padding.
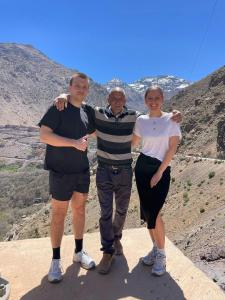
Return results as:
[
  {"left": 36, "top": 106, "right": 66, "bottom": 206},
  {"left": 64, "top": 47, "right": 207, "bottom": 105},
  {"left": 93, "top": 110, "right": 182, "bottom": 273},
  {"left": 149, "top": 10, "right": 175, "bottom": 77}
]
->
[
  {"left": 187, "top": 180, "right": 192, "bottom": 186},
  {"left": 198, "top": 180, "right": 205, "bottom": 187},
  {"left": 208, "top": 171, "right": 215, "bottom": 179},
  {"left": 183, "top": 192, "right": 188, "bottom": 199},
  {"left": 0, "top": 163, "right": 21, "bottom": 172}
]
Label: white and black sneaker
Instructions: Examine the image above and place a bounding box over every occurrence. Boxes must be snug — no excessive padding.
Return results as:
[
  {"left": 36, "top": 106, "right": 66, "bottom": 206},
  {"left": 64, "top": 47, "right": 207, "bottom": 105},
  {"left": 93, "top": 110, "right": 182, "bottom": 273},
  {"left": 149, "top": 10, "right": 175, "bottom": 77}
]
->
[
  {"left": 48, "top": 259, "right": 63, "bottom": 283},
  {"left": 151, "top": 252, "right": 166, "bottom": 276},
  {"left": 141, "top": 246, "right": 157, "bottom": 266},
  {"left": 73, "top": 250, "right": 95, "bottom": 270}
]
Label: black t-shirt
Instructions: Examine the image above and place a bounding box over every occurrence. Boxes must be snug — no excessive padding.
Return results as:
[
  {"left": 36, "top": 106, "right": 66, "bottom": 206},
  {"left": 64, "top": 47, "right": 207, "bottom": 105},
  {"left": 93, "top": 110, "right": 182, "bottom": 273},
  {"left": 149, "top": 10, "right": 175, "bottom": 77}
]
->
[{"left": 39, "top": 102, "right": 96, "bottom": 174}]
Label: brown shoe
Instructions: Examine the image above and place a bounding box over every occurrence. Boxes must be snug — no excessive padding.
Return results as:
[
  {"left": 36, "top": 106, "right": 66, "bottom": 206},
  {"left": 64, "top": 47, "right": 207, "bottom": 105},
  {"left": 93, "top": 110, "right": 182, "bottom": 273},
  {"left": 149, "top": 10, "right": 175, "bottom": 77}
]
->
[
  {"left": 114, "top": 239, "right": 123, "bottom": 255},
  {"left": 97, "top": 253, "right": 114, "bottom": 274}
]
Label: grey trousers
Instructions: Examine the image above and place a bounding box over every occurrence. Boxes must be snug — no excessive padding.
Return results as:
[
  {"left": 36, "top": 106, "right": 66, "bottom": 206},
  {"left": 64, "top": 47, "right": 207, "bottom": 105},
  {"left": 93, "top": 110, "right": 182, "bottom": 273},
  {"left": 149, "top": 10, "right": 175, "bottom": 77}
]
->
[{"left": 96, "top": 165, "right": 133, "bottom": 254}]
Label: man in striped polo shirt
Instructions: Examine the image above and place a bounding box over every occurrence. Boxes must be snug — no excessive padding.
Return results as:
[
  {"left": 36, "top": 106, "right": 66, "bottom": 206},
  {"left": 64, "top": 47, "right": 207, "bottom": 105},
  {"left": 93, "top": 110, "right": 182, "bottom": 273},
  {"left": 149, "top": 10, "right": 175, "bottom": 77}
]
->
[
  {"left": 54, "top": 87, "right": 181, "bottom": 274},
  {"left": 94, "top": 87, "right": 137, "bottom": 274}
]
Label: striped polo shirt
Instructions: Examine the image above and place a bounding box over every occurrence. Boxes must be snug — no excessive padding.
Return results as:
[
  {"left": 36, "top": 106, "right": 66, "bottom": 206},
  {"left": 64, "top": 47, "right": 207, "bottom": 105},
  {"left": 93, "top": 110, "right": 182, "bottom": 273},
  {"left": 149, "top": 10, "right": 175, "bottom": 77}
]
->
[{"left": 94, "top": 106, "right": 139, "bottom": 166}]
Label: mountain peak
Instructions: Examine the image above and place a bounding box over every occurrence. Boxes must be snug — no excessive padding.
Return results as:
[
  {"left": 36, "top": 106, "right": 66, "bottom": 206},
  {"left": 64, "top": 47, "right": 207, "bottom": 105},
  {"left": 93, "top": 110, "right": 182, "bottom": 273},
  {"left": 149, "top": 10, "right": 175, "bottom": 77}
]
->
[
  {"left": 128, "top": 75, "right": 191, "bottom": 100},
  {"left": 105, "top": 78, "right": 124, "bottom": 85}
]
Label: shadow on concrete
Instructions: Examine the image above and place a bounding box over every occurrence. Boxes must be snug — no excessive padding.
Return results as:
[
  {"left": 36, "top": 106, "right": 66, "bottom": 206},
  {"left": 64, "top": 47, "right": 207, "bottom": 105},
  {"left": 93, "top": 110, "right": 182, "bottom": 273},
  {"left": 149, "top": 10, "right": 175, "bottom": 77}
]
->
[
  {"left": 0, "top": 277, "right": 10, "bottom": 300},
  {"left": 21, "top": 256, "right": 185, "bottom": 300}
]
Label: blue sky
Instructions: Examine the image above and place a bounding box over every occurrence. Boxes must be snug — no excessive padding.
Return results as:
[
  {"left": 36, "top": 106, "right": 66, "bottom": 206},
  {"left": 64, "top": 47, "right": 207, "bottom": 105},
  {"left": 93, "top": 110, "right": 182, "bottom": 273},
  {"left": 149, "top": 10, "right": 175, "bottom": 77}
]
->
[{"left": 0, "top": 0, "right": 224, "bottom": 83}]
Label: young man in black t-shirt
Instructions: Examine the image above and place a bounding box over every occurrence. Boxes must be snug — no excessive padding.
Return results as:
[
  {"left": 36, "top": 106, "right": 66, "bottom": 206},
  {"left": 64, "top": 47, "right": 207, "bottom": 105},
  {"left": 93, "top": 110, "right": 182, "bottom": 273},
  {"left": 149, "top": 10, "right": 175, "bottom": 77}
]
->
[{"left": 39, "top": 72, "right": 96, "bottom": 283}]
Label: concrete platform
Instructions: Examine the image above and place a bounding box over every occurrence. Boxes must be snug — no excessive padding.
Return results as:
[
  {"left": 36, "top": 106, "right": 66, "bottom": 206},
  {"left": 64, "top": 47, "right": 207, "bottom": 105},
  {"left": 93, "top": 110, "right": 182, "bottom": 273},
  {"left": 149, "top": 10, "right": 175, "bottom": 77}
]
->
[{"left": 0, "top": 228, "right": 224, "bottom": 300}]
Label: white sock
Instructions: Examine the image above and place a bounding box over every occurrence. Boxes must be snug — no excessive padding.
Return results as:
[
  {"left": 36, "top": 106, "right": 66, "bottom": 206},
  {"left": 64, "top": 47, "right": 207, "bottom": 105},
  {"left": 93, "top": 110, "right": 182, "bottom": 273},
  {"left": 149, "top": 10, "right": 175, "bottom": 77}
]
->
[{"left": 157, "top": 248, "right": 166, "bottom": 256}]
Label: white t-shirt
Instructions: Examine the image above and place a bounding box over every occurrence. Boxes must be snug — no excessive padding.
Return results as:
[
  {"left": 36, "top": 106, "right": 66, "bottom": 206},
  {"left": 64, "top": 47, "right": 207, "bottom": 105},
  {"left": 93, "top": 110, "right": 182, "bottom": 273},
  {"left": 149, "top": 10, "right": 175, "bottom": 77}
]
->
[{"left": 134, "top": 112, "right": 182, "bottom": 162}]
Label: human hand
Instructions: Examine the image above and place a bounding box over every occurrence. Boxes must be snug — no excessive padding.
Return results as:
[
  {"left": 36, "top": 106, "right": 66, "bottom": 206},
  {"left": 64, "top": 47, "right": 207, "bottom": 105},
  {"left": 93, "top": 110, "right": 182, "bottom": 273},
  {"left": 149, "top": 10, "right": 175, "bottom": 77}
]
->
[
  {"left": 150, "top": 170, "right": 163, "bottom": 188},
  {"left": 171, "top": 110, "right": 182, "bottom": 123},
  {"left": 53, "top": 94, "right": 69, "bottom": 111},
  {"left": 72, "top": 135, "right": 88, "bottom": 151}
]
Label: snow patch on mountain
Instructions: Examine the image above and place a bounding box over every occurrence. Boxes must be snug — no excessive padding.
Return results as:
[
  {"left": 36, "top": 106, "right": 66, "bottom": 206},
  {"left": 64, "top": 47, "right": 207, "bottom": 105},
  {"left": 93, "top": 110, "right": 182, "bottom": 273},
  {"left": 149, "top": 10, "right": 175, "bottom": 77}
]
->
[{"left": 105, "top": 75, "right": 192, "bottom": 104}]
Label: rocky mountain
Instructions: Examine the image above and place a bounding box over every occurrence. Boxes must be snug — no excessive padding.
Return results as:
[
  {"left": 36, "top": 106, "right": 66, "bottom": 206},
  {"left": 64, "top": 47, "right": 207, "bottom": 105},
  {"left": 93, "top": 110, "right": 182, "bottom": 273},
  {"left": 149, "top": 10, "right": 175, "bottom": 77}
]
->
[
  {"left": 0, "top": 43, "right": 108, "bottom": 126},
  {"left": 105, "top": 76, "right": 191, "bottom": 105},
  {"left": 104, "top": 78, "right": 144, "bottom": 112},
  {"left": 0, "top": 43, "right": 191, "bottom": 124},
  {"left": 129, "top": 75, "right": 191, "bottom": 100},
  {"left": 1, "top": 44, "right": 225, "bottom": 292},
  {"left": 165, "top": 65, "right": 225, "bottom": 158}
]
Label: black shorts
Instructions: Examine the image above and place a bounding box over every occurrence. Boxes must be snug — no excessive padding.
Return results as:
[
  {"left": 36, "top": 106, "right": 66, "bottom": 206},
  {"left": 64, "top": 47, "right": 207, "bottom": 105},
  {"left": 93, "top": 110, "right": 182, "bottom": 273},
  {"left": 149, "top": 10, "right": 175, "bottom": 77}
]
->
[{"left": 49, "top": 170, "right": 90, "bottom": 201}]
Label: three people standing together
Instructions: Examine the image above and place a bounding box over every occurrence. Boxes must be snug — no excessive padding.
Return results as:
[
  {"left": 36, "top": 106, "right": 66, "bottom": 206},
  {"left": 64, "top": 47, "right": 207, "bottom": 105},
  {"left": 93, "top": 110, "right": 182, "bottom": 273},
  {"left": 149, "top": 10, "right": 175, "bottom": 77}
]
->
[{"left": 39, "top": 72, "right": 181, "bottom": 282}]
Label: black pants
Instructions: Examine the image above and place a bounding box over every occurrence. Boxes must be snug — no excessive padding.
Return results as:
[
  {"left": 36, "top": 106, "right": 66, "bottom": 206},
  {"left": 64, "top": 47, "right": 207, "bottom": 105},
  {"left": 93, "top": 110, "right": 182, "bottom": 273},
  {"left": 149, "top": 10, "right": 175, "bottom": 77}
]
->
[
  {"left": 135, "top": 153, "right": 170, "bottom": 229},
  {"left": 96, "top": 164, "right": 133, "bottom": 254}
]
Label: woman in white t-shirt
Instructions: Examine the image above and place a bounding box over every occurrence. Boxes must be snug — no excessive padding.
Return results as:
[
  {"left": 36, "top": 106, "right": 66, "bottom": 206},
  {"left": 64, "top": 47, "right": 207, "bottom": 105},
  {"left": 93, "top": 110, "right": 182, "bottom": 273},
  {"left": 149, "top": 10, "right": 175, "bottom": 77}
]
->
[{"left": 132, "top": 86, "right": 181, "bottom": 276}]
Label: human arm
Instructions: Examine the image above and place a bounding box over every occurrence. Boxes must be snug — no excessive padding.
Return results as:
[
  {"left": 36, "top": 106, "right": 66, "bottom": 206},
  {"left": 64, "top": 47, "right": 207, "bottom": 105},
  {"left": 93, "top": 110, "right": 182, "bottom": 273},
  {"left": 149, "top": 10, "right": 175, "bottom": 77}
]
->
[
  {"left": 89, "top": 131, "right": 96, "bottom": 138},
  {"left": 40, "top": 125, "right": 88, "bottom": 151},
  {"left": 150, "top": 136, "right": 180, "bottom": 188},
  {"left": 132, "top": 116, "right": 142, "bottom": 148},
  {"left": 131, "top": 134, "right": 141, "bottom": 148},
  {"left": 54, "top": 93, "right": 69, "bottom": 111},
  {"left": 170, "top": 110, "right": 182, "bottom": 123}
]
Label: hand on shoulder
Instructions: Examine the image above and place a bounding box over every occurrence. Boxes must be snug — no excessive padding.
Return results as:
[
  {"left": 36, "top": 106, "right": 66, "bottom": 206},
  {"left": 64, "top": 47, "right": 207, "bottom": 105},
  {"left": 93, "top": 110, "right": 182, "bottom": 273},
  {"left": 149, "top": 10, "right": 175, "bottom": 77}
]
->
[
  {"left": 54, "top": 93, "right": 69, "bottom": 111},
  {"left": 170, "top": 110, "right": 182, "bottom": 123}
]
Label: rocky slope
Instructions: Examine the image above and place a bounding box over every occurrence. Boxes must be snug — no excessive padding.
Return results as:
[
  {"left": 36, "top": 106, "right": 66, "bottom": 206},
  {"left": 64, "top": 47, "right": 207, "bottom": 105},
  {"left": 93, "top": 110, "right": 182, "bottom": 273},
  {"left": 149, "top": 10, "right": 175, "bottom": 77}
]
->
[
  {"left": 165, "top": 65, "right": 225, "bottom": 158},
  {"left": 2, "top": 153, "right": 225, "bottom": 292},
  {"left": 162, "top": 155, "right": 225, "bottom": 291},
  {"left": 0, "top": 43, "right": 107, "bottom": 126}
]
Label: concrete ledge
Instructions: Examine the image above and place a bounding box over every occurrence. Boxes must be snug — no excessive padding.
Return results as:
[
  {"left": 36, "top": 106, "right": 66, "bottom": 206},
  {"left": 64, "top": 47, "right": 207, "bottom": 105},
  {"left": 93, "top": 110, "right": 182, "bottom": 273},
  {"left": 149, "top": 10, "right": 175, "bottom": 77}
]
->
[{"left": 0, "top": 228, "right": 224, "bottom": 300}]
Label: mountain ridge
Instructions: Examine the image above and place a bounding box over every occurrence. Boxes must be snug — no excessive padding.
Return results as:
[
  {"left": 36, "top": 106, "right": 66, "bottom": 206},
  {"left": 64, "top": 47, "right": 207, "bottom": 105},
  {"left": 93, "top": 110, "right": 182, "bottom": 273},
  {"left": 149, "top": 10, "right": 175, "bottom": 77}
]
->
[{"left": 0, "top": 42, "right": 191, "bottom": 126}]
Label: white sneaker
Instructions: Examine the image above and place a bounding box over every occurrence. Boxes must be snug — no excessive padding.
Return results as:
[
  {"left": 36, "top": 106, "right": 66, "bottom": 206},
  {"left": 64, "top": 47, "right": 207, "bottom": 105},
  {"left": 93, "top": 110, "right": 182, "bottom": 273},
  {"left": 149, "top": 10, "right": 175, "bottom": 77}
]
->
[
  {"left": 73, "top": 250, "right": 95, "bottom": 270},
  {"left": 152, "top": 252, "right": 166, "bottom": 276},
  {"left": 141, "top": 246, "right": 157, "bottom": 266},
  {"left": 48, "top": 259, "right": 63, "bottom": 283}
]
